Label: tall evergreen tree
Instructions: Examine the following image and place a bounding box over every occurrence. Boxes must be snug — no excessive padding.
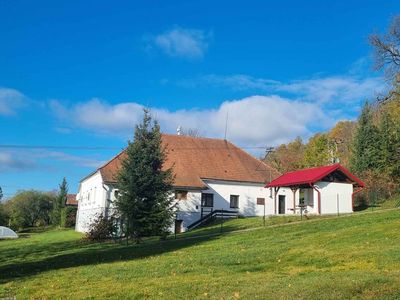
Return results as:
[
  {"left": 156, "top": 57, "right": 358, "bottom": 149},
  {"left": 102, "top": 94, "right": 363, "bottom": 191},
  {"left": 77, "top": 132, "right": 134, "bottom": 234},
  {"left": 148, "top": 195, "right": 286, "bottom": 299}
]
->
[
  {"left": 52, "top": 178, "right": 68, "bottom": 226},
  {"left": 378, "top": 112, "right": 397, "bottom": 175},
  {"left": 116, "top": 109, "right": 174, "bottom": 242},
  {"left": 0, "top": 186, "right": 3, "bottom": 201},
  {"left": 351, "top": 102, "right": 381, "bottom": 174}
]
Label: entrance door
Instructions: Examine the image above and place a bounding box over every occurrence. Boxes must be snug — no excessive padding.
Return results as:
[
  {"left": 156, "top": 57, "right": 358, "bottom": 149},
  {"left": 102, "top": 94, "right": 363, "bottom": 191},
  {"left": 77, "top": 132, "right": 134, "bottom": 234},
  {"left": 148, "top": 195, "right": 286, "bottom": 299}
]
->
[
  {"left": 278, "top": 195, "right": 286, "bottom": 214},
  {"left": 175, "top": 220, "right": 183, "bottom": 234}
]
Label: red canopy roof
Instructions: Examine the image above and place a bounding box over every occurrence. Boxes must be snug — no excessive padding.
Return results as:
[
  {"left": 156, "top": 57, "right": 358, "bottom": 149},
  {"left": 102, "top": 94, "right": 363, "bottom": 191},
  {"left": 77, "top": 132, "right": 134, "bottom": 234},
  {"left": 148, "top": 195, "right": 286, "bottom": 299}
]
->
[{"left": 266, "top": 164, "right": 365, "bottom": 188}]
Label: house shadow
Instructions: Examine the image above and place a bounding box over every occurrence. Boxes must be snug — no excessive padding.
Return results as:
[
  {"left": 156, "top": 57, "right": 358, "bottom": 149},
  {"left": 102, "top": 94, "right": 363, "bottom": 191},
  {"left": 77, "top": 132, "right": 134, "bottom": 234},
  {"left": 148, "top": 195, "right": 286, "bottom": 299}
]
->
[{"left": 0, "top": 230, "right": 227, "bottom": 284}]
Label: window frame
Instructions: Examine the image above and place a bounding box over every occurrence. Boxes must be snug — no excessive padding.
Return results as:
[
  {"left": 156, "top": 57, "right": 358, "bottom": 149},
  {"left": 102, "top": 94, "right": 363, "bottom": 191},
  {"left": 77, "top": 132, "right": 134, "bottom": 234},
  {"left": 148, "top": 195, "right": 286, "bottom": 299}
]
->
[
  {"left": 201, "top": 193, "right": 214, "bottom": 207},
  {"left": 230, "top": 195, "right": 239, "bottom": 208}
]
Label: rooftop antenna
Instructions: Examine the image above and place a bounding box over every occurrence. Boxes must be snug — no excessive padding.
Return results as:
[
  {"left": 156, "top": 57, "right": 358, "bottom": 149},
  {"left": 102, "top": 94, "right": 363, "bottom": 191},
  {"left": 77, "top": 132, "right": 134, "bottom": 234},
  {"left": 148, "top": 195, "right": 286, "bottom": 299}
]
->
[
  {"left": 224, "top": 110, "right": 229, "bottom": 140},
  {"left": 177, "top": 125, "right": 182, "bottom": 136}
]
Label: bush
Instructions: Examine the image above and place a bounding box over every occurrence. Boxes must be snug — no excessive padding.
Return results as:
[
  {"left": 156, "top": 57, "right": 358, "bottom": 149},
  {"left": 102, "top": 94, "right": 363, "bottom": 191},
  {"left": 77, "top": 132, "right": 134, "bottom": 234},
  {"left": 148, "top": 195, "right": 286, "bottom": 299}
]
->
[
  {"left": 84, "top": 215, "right": 117, "bottom": 242},
  {"left": 354, "top": 170, "right": 399, "bottom": 208}
]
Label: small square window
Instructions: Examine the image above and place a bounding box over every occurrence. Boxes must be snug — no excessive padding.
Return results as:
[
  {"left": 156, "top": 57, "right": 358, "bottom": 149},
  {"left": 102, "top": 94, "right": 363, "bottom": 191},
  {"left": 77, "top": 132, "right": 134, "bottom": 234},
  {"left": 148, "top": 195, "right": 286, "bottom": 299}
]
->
[
  {"left": 201, "top": 193, "right": 214, "bottom": 207},
  {"left": 230, "top": 195, "right": 239, "bottom": 208},
  {"left": 175, "top": 190, "right": 188, "bottom": 200},
  {"left": 114, "top": 190, "right": 119, "bottom": 199}
]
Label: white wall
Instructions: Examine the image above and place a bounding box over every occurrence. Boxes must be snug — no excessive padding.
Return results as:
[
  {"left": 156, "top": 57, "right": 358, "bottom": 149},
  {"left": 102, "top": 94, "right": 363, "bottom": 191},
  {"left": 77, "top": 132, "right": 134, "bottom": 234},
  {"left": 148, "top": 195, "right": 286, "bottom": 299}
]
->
[
  {"left": 317, "top": 181, "right": 353, "bottom": 214},
  {"left": 75, "top": 171, "right": 106, "bottom": 232},
  {"left": 203, "top": 180, "right": 276, "bottom": 217}
]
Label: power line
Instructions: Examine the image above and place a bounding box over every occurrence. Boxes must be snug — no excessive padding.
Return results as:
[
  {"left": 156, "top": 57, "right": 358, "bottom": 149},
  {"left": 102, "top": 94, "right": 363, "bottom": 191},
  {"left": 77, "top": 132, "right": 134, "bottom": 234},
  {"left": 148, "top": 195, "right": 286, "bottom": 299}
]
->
[
  {"left": 0, "top": 145, "right": 122, "bottom": 150},
  {"left": 0, "top": 144, "right": 271, "bottom": 150}
]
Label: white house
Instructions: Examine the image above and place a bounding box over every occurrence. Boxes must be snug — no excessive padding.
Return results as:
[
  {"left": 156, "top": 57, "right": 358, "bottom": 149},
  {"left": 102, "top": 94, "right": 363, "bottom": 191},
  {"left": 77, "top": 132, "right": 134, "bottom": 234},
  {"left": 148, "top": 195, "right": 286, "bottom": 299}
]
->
[
  {"left": 266, "top": 164, "right": 365, "bottom": 215},
  {"left": 75, "top": 134, "right": 281, "bottom": 233},
  {"left": 75, "top": 135, "right": 365, "bottom": 233}
]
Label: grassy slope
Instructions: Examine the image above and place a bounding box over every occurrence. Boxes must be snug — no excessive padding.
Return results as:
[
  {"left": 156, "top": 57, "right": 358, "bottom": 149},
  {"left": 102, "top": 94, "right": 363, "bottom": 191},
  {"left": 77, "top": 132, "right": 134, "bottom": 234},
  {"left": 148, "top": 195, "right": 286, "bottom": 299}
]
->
[{"left": 1, "top": 209, "right": 400, "bottom": 299}]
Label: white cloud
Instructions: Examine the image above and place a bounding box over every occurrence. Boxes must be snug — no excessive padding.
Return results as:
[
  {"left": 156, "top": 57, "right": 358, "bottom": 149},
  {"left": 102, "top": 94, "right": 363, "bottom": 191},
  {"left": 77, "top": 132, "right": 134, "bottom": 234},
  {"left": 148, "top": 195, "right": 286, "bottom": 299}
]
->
[
  {"left": 150, "top": 27, "right": 211, "bottom": 59},
  {"left": 278, "top": 76, "right": 385, "bottom": 104},
  {"left": 178, "top": 74, "right": 386, "bottom": 106},
  {"left": 0, "top": 88, "right": 27, "bottom": 115},
  {"left": 0, "top": 149, "right": 105, "bottom": 173},
  {"left": 0, "top": 152, "right": 36, "bottom": 172},
  {"left": 51, "top": 95, "right": 327, "bottom": 148},
  {"left": 178, "top": 74, "right": 279, "bottom": 90},
  {"left": 43, "top": 151, "right": 105, "bottom": 168}
]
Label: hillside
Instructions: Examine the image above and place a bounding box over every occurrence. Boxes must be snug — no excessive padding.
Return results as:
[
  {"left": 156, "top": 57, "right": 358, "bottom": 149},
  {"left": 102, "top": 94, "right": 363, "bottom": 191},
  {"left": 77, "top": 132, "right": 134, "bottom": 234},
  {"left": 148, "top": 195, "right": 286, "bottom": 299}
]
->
[{"left": 1, "top": 209, "right": 400, "bottom": 299}]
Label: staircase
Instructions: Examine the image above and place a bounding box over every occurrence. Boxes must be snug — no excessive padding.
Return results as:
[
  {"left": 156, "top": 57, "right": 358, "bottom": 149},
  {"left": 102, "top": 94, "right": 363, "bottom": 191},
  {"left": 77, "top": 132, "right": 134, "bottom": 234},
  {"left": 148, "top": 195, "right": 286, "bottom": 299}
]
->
[{"left": 187, "top": 209, "right": 239, "bottom": 231}]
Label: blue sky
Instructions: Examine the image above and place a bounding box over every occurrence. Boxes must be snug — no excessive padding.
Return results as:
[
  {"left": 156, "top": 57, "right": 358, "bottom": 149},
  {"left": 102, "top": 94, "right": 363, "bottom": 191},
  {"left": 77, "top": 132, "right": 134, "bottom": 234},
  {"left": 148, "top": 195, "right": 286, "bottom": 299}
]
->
[{"left": 0, "top": 0, "right": 397, "bottom": 198}]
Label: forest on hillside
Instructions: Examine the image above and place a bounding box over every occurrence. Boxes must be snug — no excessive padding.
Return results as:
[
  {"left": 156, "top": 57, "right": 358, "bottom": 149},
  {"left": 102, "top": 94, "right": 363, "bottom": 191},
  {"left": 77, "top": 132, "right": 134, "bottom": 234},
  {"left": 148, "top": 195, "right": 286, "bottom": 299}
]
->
[{"left": 265, "top": 16, "right": 400, "bottom": 207}]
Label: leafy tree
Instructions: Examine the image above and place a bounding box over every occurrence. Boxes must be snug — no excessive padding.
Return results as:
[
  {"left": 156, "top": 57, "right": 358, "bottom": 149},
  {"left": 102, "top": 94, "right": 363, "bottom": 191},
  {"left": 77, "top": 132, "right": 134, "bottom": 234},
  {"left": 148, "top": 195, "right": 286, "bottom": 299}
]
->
[
  {"left": 7, "top": 190, "right": 54, "bottom": 229},
  {"left": 52, "top": 178, "right": 68, "bottom": 226},
  {"left": 328, "top": 121, "right": 357, "bottom": 168},
  {"left": 370, "top": 15, "right": 400, "bottom": 85},
  {"left": 0, "top": 202, "right": 9, "bottom": 226},
  {"left": 303, "top": 133, "right": 331, "bottom": 168},
  {"left": 351, "top": 103, "right": 381, "bottom": 174},
  {"left": 116, "top": 109, "right": 175, "bottom": 242},
  {"left": 265, "top": 137, "right": 305, "bottom": 172}
]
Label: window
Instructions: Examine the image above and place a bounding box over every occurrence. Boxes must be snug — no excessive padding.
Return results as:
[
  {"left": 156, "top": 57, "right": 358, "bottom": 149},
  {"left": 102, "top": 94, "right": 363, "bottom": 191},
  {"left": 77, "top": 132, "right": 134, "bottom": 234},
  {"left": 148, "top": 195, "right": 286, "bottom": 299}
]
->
[
  {"left": 201, "top": 193, "right": 214, "bottom": 207},
  {"left": 230, "top": 195, "right": 239, "bottom": 208},
  {"left": 257, "top": 198, "right": 265, "bottom": 205},
  {"left": 114, "top": 190, "right": 119, "bottom": 199},
  {"left": 175, "top": 190, "right": 188, "bottom": 200}
]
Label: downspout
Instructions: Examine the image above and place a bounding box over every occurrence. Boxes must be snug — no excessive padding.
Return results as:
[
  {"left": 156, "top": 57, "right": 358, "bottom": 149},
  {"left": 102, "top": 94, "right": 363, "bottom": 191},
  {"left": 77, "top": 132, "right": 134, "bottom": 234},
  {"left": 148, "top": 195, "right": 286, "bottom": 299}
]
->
[
  {"left": 352, "top": 187, "right": 364, "bottom": 212},
  {"left": 274, "top": 187, "right": 280, "bottom": 215},
  {"left": 291, "top": 187, "right": 298, "bottom": 214},
  {"left": 310, "top": 183, "right": 321, "bottom": 215}
]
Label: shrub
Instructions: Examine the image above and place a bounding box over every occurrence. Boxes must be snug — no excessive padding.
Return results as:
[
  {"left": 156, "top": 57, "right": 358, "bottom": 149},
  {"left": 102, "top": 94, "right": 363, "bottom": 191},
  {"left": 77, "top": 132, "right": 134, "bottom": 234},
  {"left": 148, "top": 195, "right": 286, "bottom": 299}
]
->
[{"left": 84, "top": 215, "right": 117, "bottom": 242}]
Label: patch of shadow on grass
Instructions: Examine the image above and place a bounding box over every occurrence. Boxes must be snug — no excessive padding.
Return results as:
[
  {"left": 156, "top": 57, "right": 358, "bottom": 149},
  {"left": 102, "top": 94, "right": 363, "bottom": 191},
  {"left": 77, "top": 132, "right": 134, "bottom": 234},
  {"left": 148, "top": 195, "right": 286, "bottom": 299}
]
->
[{"left": 0, "top": 233, "right": 225, "bottom": 284}]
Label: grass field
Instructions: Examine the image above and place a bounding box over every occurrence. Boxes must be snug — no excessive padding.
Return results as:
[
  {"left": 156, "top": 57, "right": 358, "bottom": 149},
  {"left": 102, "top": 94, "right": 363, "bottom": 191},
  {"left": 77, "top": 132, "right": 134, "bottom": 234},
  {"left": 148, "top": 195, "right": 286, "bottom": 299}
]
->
[{"left": 1, "top": 209, "right": 400, "bottom": 299}]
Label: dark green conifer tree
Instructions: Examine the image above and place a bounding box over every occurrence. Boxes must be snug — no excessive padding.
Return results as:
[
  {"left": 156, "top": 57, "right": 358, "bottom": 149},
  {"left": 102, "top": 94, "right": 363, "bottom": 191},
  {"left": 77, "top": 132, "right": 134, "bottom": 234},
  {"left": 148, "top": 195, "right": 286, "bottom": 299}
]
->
[
  {"left": 116, "top": 109, "right": 174, "bottom": 242},
  {"left": 351, "top": 102, "right": 381, "bottom": 174},
  {"left": 52, "top": 178, "right": 68, "bottom": 226}
]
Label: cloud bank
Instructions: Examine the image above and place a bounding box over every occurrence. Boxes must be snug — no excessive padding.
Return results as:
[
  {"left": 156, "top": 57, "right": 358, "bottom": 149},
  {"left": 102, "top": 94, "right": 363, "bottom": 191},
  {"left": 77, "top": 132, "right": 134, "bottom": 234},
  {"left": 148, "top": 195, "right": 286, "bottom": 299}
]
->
[{"left": 51, "top": 95, "right": 326, "bottom": 148}]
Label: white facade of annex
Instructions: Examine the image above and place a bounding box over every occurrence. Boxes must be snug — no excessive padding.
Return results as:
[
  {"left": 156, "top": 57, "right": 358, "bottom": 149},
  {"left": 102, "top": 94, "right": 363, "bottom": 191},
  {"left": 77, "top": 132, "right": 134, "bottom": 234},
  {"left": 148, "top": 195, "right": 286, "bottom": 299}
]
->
[{"left": 75, "top": 177, "right": 354, "bottom": 233}]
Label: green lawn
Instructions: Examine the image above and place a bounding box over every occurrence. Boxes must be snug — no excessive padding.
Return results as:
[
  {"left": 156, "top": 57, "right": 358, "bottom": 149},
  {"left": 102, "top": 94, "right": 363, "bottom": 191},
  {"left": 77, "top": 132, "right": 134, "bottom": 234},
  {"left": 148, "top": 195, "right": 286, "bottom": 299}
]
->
[{"left": 1, "top": 209, "right": 400, "bottom": 299}]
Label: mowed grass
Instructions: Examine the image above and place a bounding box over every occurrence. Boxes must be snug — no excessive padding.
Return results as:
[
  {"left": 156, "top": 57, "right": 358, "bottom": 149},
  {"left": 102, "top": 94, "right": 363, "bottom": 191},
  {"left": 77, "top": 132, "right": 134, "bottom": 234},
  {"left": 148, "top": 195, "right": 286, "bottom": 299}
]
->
[{"left": 1, "top": 210, "right": 400, "bottom": 299}]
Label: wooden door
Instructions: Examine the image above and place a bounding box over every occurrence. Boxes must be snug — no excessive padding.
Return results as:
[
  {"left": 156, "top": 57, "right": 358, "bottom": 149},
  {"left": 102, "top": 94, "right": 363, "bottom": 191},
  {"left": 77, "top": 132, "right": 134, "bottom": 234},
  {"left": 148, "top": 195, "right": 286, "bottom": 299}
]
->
[{"left": 278, "top": 195, "right": 286, "bottom": 214}]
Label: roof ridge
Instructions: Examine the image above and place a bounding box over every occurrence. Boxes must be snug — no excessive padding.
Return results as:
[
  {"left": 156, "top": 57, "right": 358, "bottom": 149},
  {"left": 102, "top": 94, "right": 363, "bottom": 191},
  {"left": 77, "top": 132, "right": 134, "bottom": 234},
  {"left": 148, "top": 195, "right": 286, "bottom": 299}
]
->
[{"left": 161, "top": 133, "right": 228, "bottom": 142}]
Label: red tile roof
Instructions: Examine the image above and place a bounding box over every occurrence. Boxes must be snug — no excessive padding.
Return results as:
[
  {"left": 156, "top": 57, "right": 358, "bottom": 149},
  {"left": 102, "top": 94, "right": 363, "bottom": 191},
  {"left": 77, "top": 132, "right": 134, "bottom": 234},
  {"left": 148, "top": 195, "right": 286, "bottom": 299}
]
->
[
  {"left": 66, "top": 194, "right": 78, "bottom": 206},
  {"left": 98, "top": 134, "right": 280, "bottom": 188},
  {"left": 266, "top": 163, "right": 365, "bottom": 188}
]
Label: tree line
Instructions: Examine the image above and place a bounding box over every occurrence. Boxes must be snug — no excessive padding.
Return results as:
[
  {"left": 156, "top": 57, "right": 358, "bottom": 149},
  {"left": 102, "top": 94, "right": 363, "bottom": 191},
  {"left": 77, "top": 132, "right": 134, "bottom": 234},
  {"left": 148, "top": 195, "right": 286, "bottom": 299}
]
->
[
  {"left": 265, "top": 15, "right": 400, "bottom": 207},
  {"left": 0, "top": 178, "right": 77, "bottom": 230}
]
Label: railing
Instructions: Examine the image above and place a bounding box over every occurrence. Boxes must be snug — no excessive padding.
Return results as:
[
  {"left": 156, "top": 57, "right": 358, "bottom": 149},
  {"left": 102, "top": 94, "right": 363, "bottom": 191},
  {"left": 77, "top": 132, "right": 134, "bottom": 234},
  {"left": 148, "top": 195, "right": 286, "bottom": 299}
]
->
[{"left": 187, "top": 209, "right": 239, "bottom": 231}]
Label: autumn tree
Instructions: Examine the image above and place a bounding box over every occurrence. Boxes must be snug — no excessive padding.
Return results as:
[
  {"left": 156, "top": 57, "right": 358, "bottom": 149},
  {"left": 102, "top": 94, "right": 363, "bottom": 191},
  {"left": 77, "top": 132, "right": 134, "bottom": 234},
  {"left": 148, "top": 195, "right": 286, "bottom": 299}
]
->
[
  {"left": 302, "top": 133, "right": 331, "bottom": 168},
  {"left": 328, "top": 121, "right": 356, "bottom": 168},
  {"left": 265, "top": 137, "right": 305, "bottom": 173}
]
